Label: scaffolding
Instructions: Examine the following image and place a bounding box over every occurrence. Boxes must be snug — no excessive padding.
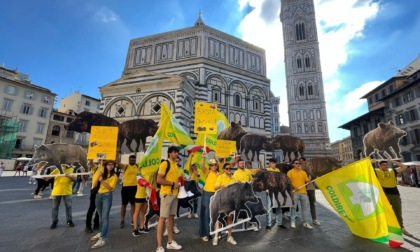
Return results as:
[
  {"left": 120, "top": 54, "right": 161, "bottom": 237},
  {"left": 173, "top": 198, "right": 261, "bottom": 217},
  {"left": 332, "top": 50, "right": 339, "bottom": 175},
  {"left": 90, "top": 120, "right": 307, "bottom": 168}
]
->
[{"left": 0, "top": 116, "right": 19, "bottom": 159}]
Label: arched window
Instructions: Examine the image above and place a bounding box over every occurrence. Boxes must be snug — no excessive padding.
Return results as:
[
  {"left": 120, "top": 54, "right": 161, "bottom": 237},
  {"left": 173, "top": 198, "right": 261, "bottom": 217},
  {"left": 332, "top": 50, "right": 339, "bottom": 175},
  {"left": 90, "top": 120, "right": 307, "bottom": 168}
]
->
[
  {"left": 297, "top": 124, "right": 302, "bottom": 133},
  {"left": 318, "top": 123, "right": 323, "bottom": 132},
  {"left": 52, "top": 125, "right": 60, "bottom": 136},
  {"left": 308, "top": 84, "right": 313, "bottom": 96},
  {"left": 295, "top": 22, "right": 306, "bottom": 41},
  {"left": 297, "top": 58, "right": 302, "bottom": 69},
  {"left": 299, "top": 85, "right": 305, "bottom": 96},
  {"left": 235, "top": 94, "right": 241, "bottom": 107},
  {"left": 305, "top": 56, "right": 310, "bottom": 68}
]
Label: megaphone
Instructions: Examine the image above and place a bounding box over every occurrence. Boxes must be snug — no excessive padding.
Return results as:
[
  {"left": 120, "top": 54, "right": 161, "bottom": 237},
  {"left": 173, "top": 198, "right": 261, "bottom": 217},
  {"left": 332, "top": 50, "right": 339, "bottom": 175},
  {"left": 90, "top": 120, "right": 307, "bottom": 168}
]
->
[{"left": 177, "top": 186, "right": 188, "bottom": 199}]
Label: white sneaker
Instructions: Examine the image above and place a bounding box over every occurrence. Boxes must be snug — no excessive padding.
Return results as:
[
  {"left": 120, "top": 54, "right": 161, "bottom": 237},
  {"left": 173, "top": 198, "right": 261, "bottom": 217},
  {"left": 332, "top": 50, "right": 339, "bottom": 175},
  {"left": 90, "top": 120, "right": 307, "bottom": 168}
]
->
[
  {"left": 212, "top": 237, "right": 218, "bottom": 246},
  {"left": 39, "top": 192, "right": 44, "bottom": 196},
  {"left": 156, "top": 247, "right": 165, "bottom": 252},
  {"left": 91, "top": 238, "right": 105, "bottom": 249},
  {"left": 227, "top": 236, "right": 237, "bottom": 245},
  {"left": 188, "top": 213, "right": 192, "bottom": 219},
  {"left": 77, "top": 193, "right": 83, "bottom": 197},
  {"left": 201, "top": 236, "right": 209, "bottom": 242},
  {"left": 173, "top": 225, "right": 180, "bottom": 234},
  {"left": 91, "top": 232, "right": 101, "bottom": 241},
  {"left": 194, "top": 213, "right": 199, "bottom": 219},
  {"left": 166, "top": 240, "right": 182, "bottom": 250},
  {"left": 312, "top": 220, "right": 321, "bottom": 226},
  {"left": 291, "top": 222, "right": 296, "bottom": 228},
  {"left": 34, "top": 195, "right": 42, "bottom": 199},
  {"left": 303, "top": 223, "right": 313, "bottom": 229}
]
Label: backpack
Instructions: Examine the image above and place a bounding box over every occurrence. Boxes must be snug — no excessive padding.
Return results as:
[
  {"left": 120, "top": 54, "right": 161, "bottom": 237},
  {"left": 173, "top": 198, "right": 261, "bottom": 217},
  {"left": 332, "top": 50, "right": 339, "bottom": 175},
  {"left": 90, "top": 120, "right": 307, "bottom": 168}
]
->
[{"left": 150, "top": 160, "right": 171, "bottom": 189}]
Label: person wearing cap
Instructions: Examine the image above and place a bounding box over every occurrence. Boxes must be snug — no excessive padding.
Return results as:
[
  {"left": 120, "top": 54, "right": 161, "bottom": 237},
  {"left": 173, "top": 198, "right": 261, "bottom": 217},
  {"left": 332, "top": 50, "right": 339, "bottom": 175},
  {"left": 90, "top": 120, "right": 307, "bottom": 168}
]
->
[
  {"left": 264, "top": 158, "right": 287, "bottom": 230},
  {"left": 199, "top": 157, "right": 219, "bottom": 242},
  {"left": 233, "top": 159, "right": 253, "bottom": 183},
  {"left": 46, "top": 164, "right": 77, "bottom": 229},
  {"left": 212, "top": 163, "right": 237, "bottom": 246}
]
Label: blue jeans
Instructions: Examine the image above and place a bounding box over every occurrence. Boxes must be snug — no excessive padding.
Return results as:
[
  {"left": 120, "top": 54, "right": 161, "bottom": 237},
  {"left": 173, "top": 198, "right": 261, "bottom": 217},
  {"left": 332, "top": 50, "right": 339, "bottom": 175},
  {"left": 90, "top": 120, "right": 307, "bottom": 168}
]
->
[
  {"left": 96, "top": 192, "right": 113, "bottom": 239},
  {"left": 52, "top": 195, "right": 72, "bottom": 223},
  {"left": 291, "top": 193, "right": 309, "bottom": 224},
  {"left": 199, "top": 191, "right": 214, "bottom": 238},
  {"left": 265, "top": 193, "right": 283, "bottom": 226}
]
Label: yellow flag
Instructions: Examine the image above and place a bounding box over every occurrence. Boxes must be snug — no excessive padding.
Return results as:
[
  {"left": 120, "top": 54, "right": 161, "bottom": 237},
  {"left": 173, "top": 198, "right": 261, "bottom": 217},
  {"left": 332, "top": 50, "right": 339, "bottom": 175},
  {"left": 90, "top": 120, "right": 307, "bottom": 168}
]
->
[
  {"left": 161, "top": 103, "right": 194, "bottom": 147},
  {"left": 316, "top": 158, "right": 403, "bottom": 247},
  {"left": 184, "top": 152, "right": 208, "bottom": 188}
]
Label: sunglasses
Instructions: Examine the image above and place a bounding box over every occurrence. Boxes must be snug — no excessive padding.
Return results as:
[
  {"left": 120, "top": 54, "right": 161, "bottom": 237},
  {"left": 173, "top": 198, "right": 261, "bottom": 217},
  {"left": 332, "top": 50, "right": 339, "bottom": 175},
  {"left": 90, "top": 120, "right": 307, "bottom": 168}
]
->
[
  {"left": 294, "top": 163, "right": 301, "bottom": 165},
  {"left": 224, "top": 167, "right": 231, "bottom": 170}
]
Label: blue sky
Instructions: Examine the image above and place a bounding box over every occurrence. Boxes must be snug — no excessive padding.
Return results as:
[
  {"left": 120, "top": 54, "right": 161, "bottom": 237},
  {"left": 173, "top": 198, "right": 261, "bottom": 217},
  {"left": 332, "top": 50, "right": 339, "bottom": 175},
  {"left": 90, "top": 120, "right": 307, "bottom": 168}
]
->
[{"left": 1, "top": 0, "right": 419, "bottom": 142}]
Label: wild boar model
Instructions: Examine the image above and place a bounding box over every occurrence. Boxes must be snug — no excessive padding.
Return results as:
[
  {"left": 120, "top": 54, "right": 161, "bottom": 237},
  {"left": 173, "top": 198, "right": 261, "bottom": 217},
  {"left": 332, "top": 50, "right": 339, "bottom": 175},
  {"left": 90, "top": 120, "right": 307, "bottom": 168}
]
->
[
  {"left": 240, "top": 134, "right": 273, "bottom": 161},
  {"left": 209, "top": 182, "right": 258, "bottom": 232},
  {"left": 253, "top": 170, "right": 293, "bottom": 208},
  {"left": 217, "top": 121, "right": 248, "bottom": 153},
  {"left": 363, "top": 121, "right": 406, "bottom": 159},
  {"left": 31, "top": 144, "right": 88, "bottom": 174},
  {"left": 272, "top": 135, "right": 305, "bottom": 162}
]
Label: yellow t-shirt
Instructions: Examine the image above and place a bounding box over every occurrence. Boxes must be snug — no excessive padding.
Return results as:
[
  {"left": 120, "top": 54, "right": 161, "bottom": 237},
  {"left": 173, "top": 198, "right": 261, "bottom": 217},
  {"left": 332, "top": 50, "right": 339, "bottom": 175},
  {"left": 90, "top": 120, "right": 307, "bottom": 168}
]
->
[
  {"left": 91, "top": 165, "right": 104, "bottom": 189},
  {"left": 51, "top": 167, "right": 75, "bottom": 196},
  {"left": 98, "top": 173, "right": 118, "bottom": 194},
  {"left": 135, "top": 171, "right": 148, "bottom": 199},
  {"left": 122, "top": 164, "right": 139, "bottom": 187},
  {"left": 266, "top": 167, "right": 280, "bottom": 172},
  {"left": 203, "top": 170, "right": 218, "bottom": 193},
  {"left": 190, "top": 170, "right": 200, "bottom": 182},
  {"left": 215, "top": 173, "right": 236, "bottom": 188},
  {"left": 178, "top": 168, "right": 185, "bottom": 179},
  {"left": 233, "top": 168, "right": 253, "bottom": 183},
  {"left": 159, "top": 159, "right": 179, "bottom": 196},
  {"left": 287, "top": 168, "right": 309, "bottom": 194},
  {"left": 375, "top": 168, "right": 397, "bottom": 188}
]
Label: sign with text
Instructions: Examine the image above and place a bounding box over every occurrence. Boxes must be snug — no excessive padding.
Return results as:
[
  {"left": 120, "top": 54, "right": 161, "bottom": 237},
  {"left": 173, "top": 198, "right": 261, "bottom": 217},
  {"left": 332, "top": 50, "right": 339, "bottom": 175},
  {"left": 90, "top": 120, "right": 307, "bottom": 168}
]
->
[
  {"left": 194, "top": 102, "right": 217, "bottom": 134},
  {"left": 87, "top": 126, "right": 119, "bottom": 160},
  {"left": 215, "top": 140, "right": 236, "bottom": 157}
]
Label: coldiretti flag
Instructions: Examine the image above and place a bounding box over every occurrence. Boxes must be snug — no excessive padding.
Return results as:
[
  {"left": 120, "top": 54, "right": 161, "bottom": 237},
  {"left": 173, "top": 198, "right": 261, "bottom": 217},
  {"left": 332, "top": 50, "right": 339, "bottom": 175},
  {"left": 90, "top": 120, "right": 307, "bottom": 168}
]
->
[
  {"left": 139, "top": 103, "right": 194, "bottom": 178},
  {"left": 316, "top": 158, "right": 403, "bottom": 247},
  {"left": 196, "top": 111, "right": 229, "bottom": 150},
  {"left": 161, "top": 103, "right": 194, "bottom": 148}
]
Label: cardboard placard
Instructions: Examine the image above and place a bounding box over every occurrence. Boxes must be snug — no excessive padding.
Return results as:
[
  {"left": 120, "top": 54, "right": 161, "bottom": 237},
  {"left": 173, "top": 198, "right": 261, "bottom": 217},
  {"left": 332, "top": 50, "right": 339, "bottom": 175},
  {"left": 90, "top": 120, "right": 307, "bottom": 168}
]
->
[
  {"left": 194, "top": 102, "right": 217, "bottom": 134},
  {"left": 87, "top": 126, "right": 119, "bottom": 160},
  {"left": 215, "top": 139, "right": 236, "bottom": 157}
]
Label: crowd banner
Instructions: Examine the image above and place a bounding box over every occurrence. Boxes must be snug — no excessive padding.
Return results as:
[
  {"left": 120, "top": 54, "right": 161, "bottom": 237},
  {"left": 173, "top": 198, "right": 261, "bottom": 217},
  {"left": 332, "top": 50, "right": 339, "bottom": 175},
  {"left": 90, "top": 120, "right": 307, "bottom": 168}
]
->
[
  {"left": 215, "top": 140, "right": 236, "bottom": 157},
  {"left": 194, "top": 102, "right": 217, "bottom": 134},
  {"left": 316, "top": 158, "right": 404, "bottom": 247},
  {"left": 87, "top": 126, "right": 119, "bottom": 160}
]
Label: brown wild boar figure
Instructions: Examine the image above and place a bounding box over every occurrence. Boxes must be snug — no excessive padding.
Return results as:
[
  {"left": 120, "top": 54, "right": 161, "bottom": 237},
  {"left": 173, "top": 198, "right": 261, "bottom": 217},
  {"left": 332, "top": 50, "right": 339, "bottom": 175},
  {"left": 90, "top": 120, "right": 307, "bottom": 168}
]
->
[
  {"left": 253, "top": 170, "right": 293, "bottom": 208},
  {"left": 217, "top": 121, "right": 248, "bottom": 153},
  {"left": 302, "top": 157, "right": 342, "bottom": 178},
  {"left": 119, "top": 119, "right": 158, "bottom": 152},
  {"left": 240, "top": 134, "right": 273, "bottom": 161},
  {"left": 363, "top": 121, "right": 406, "bottom": 159},
  {"left": 272, "top": 135, "right": 305, "bottom": 162},
  {"left": 64, "top": 111, "right": 120, "bottom": 133}
]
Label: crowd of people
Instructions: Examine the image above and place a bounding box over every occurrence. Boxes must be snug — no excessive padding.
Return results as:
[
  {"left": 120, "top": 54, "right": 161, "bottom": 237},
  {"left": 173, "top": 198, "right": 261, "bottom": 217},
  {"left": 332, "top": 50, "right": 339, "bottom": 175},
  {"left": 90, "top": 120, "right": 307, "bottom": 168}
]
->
[{"left": 11, "top": 147, "right": 415, "bottom": 251}]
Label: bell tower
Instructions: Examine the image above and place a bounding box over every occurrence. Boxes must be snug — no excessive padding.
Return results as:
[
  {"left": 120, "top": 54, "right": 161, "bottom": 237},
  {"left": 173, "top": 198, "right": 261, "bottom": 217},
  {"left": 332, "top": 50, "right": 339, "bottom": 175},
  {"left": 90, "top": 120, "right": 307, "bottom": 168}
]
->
[{"left": 280, "top": 0, "right": 330, "bottom": 157}]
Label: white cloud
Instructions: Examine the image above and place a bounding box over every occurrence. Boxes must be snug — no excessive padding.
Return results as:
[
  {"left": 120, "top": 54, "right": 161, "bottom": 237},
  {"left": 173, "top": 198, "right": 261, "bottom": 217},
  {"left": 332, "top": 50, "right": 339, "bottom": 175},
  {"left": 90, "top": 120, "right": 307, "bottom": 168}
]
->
[
  {"left": 236, "top": 0, "right": 381, "bottom": 141},
  {"left": 94, "top": 6, "right": 119, "bottom": 23}
]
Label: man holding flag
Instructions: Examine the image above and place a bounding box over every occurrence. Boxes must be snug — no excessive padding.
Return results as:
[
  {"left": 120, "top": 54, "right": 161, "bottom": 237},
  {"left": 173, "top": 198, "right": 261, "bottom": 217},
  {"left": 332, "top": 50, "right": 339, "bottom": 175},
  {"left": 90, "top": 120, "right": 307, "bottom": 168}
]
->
[{"left": 373, "top": 159, "right": 413, "bottom": 237}]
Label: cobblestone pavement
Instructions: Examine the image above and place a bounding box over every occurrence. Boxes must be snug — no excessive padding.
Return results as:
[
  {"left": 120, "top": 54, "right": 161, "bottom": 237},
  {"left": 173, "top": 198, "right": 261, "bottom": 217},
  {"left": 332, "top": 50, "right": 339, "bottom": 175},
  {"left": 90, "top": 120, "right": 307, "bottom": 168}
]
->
[{"left": 0, "top": 172, "right": 419, "bottom": 252}]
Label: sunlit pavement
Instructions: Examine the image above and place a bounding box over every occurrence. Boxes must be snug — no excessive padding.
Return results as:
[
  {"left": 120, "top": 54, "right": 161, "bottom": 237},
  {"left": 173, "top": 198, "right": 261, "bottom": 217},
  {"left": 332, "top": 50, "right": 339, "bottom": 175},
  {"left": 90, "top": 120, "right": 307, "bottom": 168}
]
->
[{"left": 0, "top": 172, "right": 419, "bottom": 252}]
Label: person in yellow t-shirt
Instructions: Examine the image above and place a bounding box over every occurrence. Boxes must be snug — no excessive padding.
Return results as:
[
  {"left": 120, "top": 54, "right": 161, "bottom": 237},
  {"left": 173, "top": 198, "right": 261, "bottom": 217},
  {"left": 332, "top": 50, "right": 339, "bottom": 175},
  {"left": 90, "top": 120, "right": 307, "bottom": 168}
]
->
[
  {"left": 132, "top": 168, "right": 149, "bottom": 237},
  {"left": 47, "top": 164, "right": 76, "bottom": 229},
  {"left": 372, "top": 159, "right": 412, "bottom": 236},
  {"left": 188, "top": 163, "right": 200, "bottom": 219},
  {"left": 90, "top": 160, "right": 118, "bottom": 249},
  {"left": 218, "top": 156, "right": 239, "bottom": 173},
  {"left": 233, "top": 159, "right": 253, "bottom": 183},
  {"left": 156, "top": 146, "right": 182, "bottom": 251},
  {"left": 85, "top": 160, "right": 102, "bottom": 233},
  {"left": 287, "top": 159, "right": 312, "bottom": 230},
  {"left": 199, "top": 157, "right": 219, "bottom": 242},
  {"left": 212, "top": 163, "right": 237, "bottom": 246},
  {"left": 117, "top": 154, "right": 138, "bottom": 229}
]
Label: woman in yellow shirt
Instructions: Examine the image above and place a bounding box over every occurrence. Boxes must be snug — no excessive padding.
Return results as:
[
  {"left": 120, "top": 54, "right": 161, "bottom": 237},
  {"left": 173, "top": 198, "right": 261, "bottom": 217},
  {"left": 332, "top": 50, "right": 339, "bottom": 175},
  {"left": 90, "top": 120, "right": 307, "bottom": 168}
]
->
[
  {"left": 199, "top": 158, "right": 219, "bottom": 241},
  {"left": 90, "top": 160, "right": 118, "bottom": 249},
  {"left": 212, "top": 163, "right": 237, "bottom": 246}
]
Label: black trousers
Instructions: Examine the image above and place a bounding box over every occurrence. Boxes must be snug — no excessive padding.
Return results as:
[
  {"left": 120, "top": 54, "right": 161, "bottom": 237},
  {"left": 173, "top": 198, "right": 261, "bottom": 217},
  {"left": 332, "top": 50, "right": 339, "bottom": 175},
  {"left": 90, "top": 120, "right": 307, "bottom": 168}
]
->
[
  {"left": 86, "top": 189, "right": 99, "bottom": 228},
  {"left": 35, "top": 179, "right": 46, "bottom": 195}
]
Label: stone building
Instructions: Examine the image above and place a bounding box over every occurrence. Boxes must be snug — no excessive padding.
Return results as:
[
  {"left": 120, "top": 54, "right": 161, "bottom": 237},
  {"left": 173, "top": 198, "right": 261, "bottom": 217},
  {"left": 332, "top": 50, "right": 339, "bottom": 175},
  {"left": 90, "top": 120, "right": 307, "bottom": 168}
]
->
[
  {"left": 100, "top": 14, "right": 279, "bottom": 158},
  {"left": 0, "top": 66, "right": 56, "bottom": 158},
  {"left": 331, "top": 136, "right": 353, "bottom": 166},
  {"left": 44, "top": 110, "right": 76, "bottom": 145},
  {"left": 280, "top": 0, "right": 330, "bottom": 157}
]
